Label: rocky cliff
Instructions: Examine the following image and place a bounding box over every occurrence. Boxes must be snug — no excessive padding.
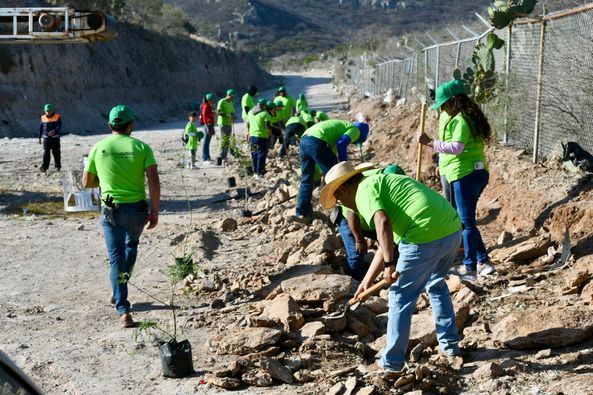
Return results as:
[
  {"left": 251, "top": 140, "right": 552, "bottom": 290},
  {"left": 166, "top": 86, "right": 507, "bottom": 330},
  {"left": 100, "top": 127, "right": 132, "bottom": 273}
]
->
[{"left": 0, "top": 23, "right": 272, "bottom": 137}]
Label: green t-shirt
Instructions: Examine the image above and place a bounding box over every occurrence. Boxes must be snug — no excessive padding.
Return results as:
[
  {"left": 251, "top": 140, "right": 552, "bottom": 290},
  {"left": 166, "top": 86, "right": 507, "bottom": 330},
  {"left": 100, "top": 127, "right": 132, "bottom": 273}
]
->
[
  {"left": 355, "top": 174, "right": 461, "bottom": 244},
  {"left": 217, "top": 98, "right": 235, "bottom": 126},
  {"left": 303, "top": 120, "right": 361, "bottom": 149},
  {"left": 296, "top": 97, "right": 308, "bottom": 113},
  {"left": 248, "top": 109, "right": 271, "bottom": 138},
  {"left": 241, "top": 93, "right": 255, "bottom": 120},
  {"left": 301, "top": 111, "right": 314, "bottom": 125},
  {"left": 283, "top": 95, "right": 295, "bottom": 120},
  {"left": 438, "top": 112, "right": 487, "bottom": 183},
  {"left": 85, "top": 134, "right": 157, "bottom": 203},
  {"left": 269, "top": 111, "right": 281, "bottom": 125},
  {"left": 184, "top": 122, "right": 202, "bottom": 150},
  {"left": 286, "top": 115, "right": 306, "bottom": 129}
]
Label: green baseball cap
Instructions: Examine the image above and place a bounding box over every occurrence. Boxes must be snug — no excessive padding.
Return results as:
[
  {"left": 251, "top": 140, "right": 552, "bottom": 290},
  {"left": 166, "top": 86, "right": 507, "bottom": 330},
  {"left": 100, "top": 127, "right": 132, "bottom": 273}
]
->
[
  {"left": 266, "top": 100, "right": 276, "bottom": 110},
  {"left": 44, "top": 103, "right": 53, "bottom": 111},
  {"left": 278, "top": 86, "right": 286, "bottom": 92},
  {"left": 257, "top": 98, "right": 267, "bottom": 106},
  {"left": 274, "top": 100, "right": 284, "bottom": 108},
  {"left": 205, "top": 93, "right": 215, "bottom": 101},
  {"left": 432, "top": 79, "right": 467, "bottom": 110},
  {"left": 109, "top": 105, "right": 135, "bottom": 127},
  {"left": 226, "top": 89, "right": 236, "bottom": 96}
]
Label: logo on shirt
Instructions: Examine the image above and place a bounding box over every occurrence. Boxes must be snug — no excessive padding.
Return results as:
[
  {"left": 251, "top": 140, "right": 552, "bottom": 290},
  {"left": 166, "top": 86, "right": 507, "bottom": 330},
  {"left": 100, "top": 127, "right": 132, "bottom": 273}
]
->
[{"left": 102, "top": 150, "right": 134, "bottom": 158}]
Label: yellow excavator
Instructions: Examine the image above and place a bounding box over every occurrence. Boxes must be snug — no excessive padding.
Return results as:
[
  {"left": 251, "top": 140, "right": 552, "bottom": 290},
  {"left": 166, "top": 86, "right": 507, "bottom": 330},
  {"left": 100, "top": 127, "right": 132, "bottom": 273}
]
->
[{"left": 0, "top": 6, "right": 116, "bottom": 44}]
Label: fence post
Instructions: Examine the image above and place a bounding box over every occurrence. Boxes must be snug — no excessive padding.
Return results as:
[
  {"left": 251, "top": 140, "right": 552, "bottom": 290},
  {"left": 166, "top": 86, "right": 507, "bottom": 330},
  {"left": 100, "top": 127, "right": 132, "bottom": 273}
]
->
[
  {"left": 435, "top": 45, "right": 441, "bottom": 89},
  {"left": 455, "top": 42, "right": 461, "bottom": 69},
  {"left": 533, "top": 20, "right": 547, "bottom": 163},
  {"left": 423, "top": 49, "right": 428, "bottom": 98},
  {"left": 503, "top": 24, "right": 512, "bottom": 144}
]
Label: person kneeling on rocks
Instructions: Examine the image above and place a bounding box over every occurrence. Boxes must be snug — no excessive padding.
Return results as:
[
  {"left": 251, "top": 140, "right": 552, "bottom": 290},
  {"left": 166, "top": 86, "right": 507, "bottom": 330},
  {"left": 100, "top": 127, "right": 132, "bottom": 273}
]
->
[{"left": 320, "top": 161, "right": 462, "bottom": 371}]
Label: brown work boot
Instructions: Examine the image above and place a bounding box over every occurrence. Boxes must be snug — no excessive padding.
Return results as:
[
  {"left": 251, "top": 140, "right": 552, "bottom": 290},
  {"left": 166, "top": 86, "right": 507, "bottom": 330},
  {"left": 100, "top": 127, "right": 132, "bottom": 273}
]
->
[{"left": 120, "top": 313, "right": 134, "bottom": 328}]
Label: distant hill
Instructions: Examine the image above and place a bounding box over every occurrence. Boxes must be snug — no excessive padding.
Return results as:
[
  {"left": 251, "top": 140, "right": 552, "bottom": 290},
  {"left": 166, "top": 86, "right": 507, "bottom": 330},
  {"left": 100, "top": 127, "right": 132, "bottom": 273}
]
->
[{"left": 166, "top": 0, "right": 492, "bottom": 58}]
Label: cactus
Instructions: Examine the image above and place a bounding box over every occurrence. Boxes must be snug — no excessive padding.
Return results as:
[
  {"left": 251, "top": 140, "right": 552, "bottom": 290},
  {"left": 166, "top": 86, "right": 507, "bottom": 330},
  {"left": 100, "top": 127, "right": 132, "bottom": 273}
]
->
[{"left": 488, "top": 0, "right": 539, "bottom": 29}]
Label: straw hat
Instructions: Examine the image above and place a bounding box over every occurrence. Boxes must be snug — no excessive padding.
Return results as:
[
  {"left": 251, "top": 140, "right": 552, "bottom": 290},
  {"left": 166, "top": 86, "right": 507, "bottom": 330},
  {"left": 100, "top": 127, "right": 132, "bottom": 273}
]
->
[{"left": 319, "top": 162, "right": 375, "bottom": 209}]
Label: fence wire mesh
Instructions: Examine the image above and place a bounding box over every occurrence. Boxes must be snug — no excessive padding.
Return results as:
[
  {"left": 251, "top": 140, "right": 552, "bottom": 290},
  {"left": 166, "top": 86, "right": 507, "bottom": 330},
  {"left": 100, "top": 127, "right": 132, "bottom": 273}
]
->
[{"left": 348, "top": 4, "right": 593, "bottom": 161}]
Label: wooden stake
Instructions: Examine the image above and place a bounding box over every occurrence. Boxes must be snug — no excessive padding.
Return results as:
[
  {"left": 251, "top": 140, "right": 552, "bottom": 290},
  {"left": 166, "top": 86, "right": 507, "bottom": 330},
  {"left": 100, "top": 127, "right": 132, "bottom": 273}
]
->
[{"left": 415, "top": 103, "right": 427, "bottom": 181}]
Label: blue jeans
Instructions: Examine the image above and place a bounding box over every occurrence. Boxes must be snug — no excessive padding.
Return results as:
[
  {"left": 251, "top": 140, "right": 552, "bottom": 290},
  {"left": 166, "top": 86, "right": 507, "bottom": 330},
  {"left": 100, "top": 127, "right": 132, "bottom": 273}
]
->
[
  {"left": 336, "top": 216, "right": 366, "bottom": 281},
  {"left": 452, "top": 169, "right": 489, "bottom": 270},
  {"left": 250, "top": 136, "right": 268, "bottom": 175},
  {"left": 380, "top": 230, "right": 462, "bottom": 371},
  {"left": 101, "top": 201, "right": 148, "bottom": 315},
  {"left": 202, "top": 124, "right": 214, "bottom": 161},
  {"left": 296, "top": 135, "right": 338, "bottom": 218}
]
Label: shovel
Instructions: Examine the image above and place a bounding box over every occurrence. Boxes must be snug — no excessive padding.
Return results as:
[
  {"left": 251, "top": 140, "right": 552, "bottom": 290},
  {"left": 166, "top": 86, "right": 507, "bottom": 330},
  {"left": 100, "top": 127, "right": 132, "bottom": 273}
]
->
[{"left": 323, "top": 271, "right": 400, "bottom": 320}]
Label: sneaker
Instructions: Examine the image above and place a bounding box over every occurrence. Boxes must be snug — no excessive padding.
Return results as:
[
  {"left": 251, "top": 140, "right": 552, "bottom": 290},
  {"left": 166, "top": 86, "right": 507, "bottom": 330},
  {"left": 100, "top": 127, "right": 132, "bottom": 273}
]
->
[
  {"left": 289, "top": 215, "right": 312, "bottom": 225},
  {"left": 450, "top": 265, "right": 477, "bottom": 282},
  {"left": 202, "top": 160, "right": 212, "bottom": 166},
  {"left": 120, "top": 313, "right": 134, "bottom": 328},
  {"left": 38, "top": 165, "right": 46, "bottom": 173},
  {"left": 477, "top": 261, "right": 496, "bottom": 276}
]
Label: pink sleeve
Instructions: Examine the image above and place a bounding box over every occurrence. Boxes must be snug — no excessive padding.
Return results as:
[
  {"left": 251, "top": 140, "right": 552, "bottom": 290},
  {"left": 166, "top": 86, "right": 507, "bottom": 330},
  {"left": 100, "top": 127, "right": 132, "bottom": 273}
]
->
[{"left": 434, "top": 140, "right": 465, "bottom": 155}]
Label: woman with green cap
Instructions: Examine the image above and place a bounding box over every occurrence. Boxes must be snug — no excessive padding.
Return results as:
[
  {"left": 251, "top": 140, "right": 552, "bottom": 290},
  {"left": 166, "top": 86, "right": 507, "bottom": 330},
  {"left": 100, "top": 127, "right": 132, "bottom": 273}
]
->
[
  {"left": 418, "top": 79, "right": 495, "bottom": 281},
  {"left": 200, "top": 93, "right": 216, "bottom": 163}
]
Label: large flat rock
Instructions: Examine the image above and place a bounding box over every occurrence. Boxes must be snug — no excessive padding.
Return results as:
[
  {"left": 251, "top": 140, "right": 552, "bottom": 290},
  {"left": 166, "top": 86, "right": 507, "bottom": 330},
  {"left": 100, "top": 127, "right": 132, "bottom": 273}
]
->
[
  {"left": 280, "top": 273, "right": 352, "bottom": 310},
  {"left": 492, "top": 306, "right": 593, "bottom": 349},
  {"left": 209, "top": 327, "right": 283, "bottom": 355}
]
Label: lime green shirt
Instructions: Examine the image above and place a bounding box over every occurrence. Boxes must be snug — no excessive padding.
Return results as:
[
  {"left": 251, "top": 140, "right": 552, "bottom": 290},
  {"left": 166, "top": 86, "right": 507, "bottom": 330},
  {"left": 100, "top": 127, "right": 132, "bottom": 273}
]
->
[
  {"left": 283, "top": 95, "right": 295, "bottom": 120},
  {"left": 296, "top": 97, "right": 308, "bottom": 113},
  {"left": 355, "top": 174, "right": 461, "bottom": 244},
  {"left": 316, "top": 111, "right": 329, "bottom": 122},
  {"left": 438, "top": 112, "right": 487, "bottom": 183},
  {"left": 303, "top": 120, "right": 361, "bottom": 148},
  {"left": 301, "top": 111, "right": 314, "bottom": 125},
  {"left": 248, "top": 109, "right": 271, "bottom": 138},
  {"left": 286, "top": 115, "right": 306, "bottom": 129},
  {"left": 241, "top": 93, "right": 255, "bottom": 120},
  {"left": 217, "top": 98, "right": 235, "bottom": 126},
  {"left": 85, "top": 134, "right": 157, "bottom": 203},
  {"left": 184, "top": 122, "right": 201, "bottom": 150}
]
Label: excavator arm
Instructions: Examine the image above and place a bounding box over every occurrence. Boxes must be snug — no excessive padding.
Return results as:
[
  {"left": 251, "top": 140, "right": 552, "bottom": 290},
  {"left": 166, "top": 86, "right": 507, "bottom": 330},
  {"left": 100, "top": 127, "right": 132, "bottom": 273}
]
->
[{"left": 0, "top": 7, "right": 116, "bottom": 44}]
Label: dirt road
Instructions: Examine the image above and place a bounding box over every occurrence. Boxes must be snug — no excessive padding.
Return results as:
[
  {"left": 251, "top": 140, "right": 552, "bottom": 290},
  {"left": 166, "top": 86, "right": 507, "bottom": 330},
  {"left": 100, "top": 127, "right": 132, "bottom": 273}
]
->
[{"left": 0, "top": 71, "right": 345, "bottom": 394}]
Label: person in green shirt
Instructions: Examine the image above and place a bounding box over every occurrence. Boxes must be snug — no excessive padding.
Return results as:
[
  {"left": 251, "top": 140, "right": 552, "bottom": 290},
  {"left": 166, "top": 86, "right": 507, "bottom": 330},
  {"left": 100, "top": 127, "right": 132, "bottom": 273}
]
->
[
  {"left": 418, "top": 79, "right": 494, "bottom": 281},
  {"left": 270, "top": 100, "right": 285, "bottom": 151},
  {"left": 82, "top": 105, "right": 161, "bottom": 328},
  {"left": 241, "top": 86, "right": 258, "bottom": 122},
  {"left": 278, "top": 114, "right": 308, "bottom": 157},
  {"left": 319, "top": 161, "right": 462, "bottom": 372},
  {"left": 217, "top": 89, "right": 237, "bottom": 162},
  {"left": 275, "top": 86, "right": 295, "bottom": 122},
  {"left": 295, "top": 119, "right": 369, "bottom": 222},
  {"left": 182, "top": 111, "right": 204, "bottom": 170},
  {"left": 315, "top": 111, "right": 329, "bottom": 123},
  {"left": 246, "top": 99, "right": 272, "bottom": 176},
  {"left": 296, "top": 92, "right": 308, "bottom": 115}
]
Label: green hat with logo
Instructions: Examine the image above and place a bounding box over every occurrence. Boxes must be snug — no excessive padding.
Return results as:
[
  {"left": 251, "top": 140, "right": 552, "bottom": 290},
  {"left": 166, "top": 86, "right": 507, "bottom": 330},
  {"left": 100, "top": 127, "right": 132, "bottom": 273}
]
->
[
  {"left": 109, "top": 105, "right": 135, "bottom": 127},
  {"left": 432, "top": 79, "right": 467, "bottom": 110},
  {"left": 44, "top": 103, "right": 53, "bottom": 111},
  {"left": 257, "top": 98, "right": 267, "bottom": 106},
  {"left": 274, "top": 100, "right": 285, "bottom": 108},
  {"left": 226, "top": 89, "right": 236, "bottom": 96},
  {"left": 205, "top": 93, "right": 215, "bottom": 101},
  {"left": 278, "top": 86, "right": 286, "bottom": 92},
  {"left": 266, "top": 100, "right": 276, "bottom": 110}
]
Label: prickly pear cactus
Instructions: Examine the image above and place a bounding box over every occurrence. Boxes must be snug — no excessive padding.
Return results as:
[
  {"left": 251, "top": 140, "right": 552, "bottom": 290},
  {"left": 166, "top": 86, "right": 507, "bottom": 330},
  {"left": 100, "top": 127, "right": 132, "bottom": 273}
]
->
[
  {"left": 488, "top": 0, "right": 539, "bottom": 29},
  {"left": 454, "top": 33, "right": 504, "bottom": 103}
]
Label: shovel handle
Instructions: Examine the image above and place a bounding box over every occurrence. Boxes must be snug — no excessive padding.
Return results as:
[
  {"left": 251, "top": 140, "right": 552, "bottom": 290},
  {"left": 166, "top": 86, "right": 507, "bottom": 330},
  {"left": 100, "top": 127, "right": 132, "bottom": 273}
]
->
[
  {"left": 415, "top": 103, "right": 427, "bottom": 181},
  {"left": 347, "top": 271, "right": 400, "bottom": 306}
]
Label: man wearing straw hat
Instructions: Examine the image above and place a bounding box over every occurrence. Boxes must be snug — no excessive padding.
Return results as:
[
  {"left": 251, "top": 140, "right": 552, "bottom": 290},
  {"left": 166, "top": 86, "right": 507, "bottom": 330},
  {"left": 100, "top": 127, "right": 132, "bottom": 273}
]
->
[{"left": 319, "top": 161, "right": 463, "bottom": 371}]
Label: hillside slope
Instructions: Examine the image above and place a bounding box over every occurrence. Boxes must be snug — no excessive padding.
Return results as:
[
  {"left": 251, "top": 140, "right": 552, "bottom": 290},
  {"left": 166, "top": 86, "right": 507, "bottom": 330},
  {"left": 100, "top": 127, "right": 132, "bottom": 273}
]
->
[
  {"left": 168, "top": 0, "right": 491, "bottom": 57},
  {"left": 0, "top": 23, "right": 272, "bottom": 138}
]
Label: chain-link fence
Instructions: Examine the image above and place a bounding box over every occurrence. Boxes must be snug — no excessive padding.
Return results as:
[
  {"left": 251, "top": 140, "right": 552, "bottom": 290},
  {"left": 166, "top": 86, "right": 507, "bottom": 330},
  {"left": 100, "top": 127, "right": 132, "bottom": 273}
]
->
[{"left": 350, "top": 4, "right": 593, "bottom": 162}]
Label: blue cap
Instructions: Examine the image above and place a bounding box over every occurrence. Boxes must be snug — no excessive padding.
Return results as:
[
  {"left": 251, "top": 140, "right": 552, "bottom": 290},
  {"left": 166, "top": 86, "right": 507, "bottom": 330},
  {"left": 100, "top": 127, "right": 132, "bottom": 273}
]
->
[{"left": 353, "top": 122, "right": 369, "bottom": 144}]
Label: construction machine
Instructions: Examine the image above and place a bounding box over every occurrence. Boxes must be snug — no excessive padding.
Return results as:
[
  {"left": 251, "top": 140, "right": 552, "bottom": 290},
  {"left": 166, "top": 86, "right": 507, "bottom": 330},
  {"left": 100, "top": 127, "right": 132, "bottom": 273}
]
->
[{"left": 0, "top": 6, "right": 116, "bottom": 44}]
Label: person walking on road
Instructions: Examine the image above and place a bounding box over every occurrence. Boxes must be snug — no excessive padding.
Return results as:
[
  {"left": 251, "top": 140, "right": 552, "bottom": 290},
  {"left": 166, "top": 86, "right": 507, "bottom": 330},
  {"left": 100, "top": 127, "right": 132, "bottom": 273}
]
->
[
  {"left": 320, "top": 161, "right": 463, "bottom": 372},
  {"left": 182, "top": 111, "right": 203, "bottom": 170},
  {"left": 418, "top": 79, "right": 495, "bottom": 281},
  {"left": 38, "top": 103, "right": 62, "bottom": 172},
  {"left": 294, "top": 119, "right": 369, "bottom": 223},
  {"left": 82, "top": 105, "right": 161, "bottom": 328},
  {"left": 217, "top": 89, "right": 237, "bottom": 162},
  {"left": 200, "top": 93, "right": 216, "bottom": 164}
]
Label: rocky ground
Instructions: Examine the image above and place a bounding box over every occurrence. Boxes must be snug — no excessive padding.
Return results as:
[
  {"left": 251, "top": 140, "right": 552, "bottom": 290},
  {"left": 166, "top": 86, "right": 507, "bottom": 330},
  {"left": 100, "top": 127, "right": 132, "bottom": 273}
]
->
[{"left": 3, "top": 83, "right": 593, "bottom": 394}]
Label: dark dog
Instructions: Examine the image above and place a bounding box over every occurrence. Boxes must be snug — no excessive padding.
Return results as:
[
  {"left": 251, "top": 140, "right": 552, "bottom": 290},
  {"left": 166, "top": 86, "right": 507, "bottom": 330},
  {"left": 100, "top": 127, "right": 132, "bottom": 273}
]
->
[{"left": 561, "top": 142, "right": 593, "bottom": 172}]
